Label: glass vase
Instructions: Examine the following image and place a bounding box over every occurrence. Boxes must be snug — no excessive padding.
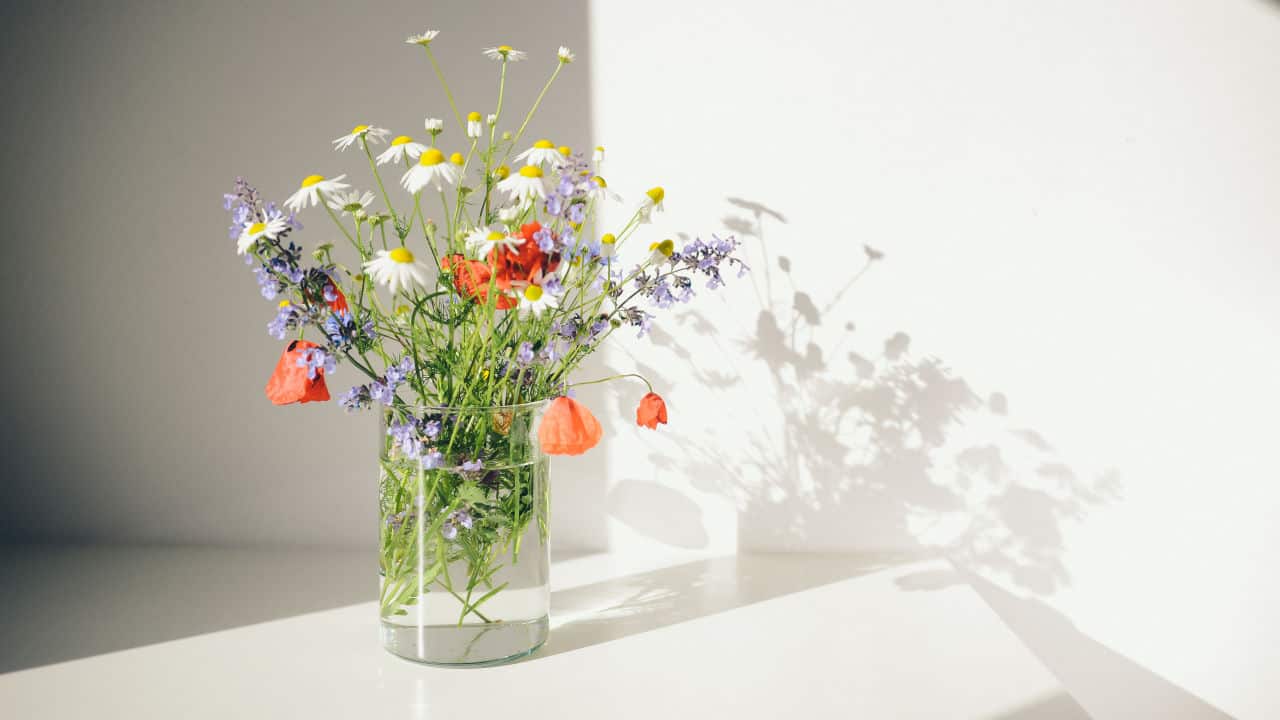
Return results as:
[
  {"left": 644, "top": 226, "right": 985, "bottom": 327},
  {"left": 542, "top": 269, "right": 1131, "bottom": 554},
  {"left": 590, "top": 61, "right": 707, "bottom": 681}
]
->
[{"left": 378, "top": 401, "right": 550, "bottom": 666}]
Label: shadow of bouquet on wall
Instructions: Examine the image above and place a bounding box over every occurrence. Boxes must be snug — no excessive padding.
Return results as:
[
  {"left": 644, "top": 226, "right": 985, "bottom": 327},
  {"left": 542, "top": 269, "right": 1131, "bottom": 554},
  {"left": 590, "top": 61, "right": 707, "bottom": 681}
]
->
[{"left": 618, "top": 197, "right": 1120, "bottom": 597}]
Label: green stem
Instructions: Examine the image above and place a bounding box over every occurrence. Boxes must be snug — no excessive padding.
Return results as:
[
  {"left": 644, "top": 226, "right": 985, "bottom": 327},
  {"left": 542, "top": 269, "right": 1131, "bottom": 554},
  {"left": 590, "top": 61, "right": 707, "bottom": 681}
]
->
[
  {"left": 570, "top": 372, "right": 654, "bottom": 394},
  {"left": 424, "top": 47, "right": 465, "bottom": 133},
  {"left": 501, "top": 61, "right": 564, "bottom": 165}
]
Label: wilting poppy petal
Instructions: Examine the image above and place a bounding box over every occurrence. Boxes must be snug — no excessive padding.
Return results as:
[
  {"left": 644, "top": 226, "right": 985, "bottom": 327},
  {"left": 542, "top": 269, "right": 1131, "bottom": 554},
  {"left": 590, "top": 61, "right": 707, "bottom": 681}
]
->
[
  {"left": 636, "top": 392, "right": 668, "bottom": 430},
  {"left": 538, "top": 396, "right": 603, "bottom": 455},
  {"left": 265, "top": 340, "right": 330, "bottom": 405}
]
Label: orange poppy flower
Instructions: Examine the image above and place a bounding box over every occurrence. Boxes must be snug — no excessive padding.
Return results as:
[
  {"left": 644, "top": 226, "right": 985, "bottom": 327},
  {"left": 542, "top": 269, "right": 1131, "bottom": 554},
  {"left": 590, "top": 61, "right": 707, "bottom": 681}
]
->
[
  {"left": 538, "top": 396, "right": 603, "bottom": 455},
  {"left": 492, "top": 222, "right": 560, "bottom": 290},
  {"left": 636, "top": 392, "right": 668, "bottom": 429},
  {"left": 265, "top": 340, "right": 331, "bottom": 405},
  {"left": 442, "top": 254, "right": 517, "bottom": 310}
]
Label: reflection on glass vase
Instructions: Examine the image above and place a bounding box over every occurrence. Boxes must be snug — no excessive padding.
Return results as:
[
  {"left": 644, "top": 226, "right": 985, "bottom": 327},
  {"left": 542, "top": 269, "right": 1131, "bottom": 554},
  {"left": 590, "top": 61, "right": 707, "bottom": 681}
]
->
[{"left": 378, "top": 401, "right": 550, "bottom": 666}]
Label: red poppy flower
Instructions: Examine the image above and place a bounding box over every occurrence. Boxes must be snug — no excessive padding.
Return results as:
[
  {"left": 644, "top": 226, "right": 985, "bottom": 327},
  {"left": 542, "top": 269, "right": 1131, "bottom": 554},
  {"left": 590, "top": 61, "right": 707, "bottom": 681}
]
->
[
  {"left": 492, "top": 222, "right": 560, "bottom": 290},
  {"left": 636, "top": 392, "right": 668, "bottom": 430},
  {"left": 442, "top": 254, "right": 517, "bottom": 310},
  {"left": 265, "top": 340, "right": 330, "bottom": 405},
  {"left": 538, "top": 396, "right": 603, "bottom": 455}
]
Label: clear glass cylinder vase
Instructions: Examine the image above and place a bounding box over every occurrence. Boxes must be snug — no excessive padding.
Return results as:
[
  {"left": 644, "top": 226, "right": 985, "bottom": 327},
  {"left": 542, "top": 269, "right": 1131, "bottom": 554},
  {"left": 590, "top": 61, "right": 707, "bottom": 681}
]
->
[{"left": 378, "top": 400, "right": 550, "bottom": 666}]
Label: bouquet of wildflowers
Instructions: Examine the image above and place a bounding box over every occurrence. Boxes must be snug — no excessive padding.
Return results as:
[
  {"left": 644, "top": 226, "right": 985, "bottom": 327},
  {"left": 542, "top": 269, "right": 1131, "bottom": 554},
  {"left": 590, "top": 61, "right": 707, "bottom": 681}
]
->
[{"left": 222, "top": 32, "right": 745, "bottom": 656}]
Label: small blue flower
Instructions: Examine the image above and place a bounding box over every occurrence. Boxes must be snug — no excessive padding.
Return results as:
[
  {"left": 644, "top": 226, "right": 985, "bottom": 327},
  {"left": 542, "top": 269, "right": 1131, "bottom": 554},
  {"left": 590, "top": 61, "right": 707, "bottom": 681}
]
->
[
  {"left": 369, "top": 381, "right": 395, "bottom": 405},
  {"left": 421, "top": 449, "right": 444, "bottom": 469},
  {"left": 534, "top": 227, "right": 555, "bottom": 253},
  {"left": 516, "top": 341, "right": 534, "bottom": 365},
  {"left": 461, "top": 459, "right": 484, "bottom": 473},
  {"left": 423, "top": 419, "right": 441, "bottom": 439},
  {"left": 296, "top": 347, "right": 334, "bottom": 380}
]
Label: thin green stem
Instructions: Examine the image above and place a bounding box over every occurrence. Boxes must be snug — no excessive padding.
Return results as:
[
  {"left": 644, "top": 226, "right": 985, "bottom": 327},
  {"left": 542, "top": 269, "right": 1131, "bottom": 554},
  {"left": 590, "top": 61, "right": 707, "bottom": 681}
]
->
[{"left": 423, "top": 47, "right": 466, "bottom": 133}]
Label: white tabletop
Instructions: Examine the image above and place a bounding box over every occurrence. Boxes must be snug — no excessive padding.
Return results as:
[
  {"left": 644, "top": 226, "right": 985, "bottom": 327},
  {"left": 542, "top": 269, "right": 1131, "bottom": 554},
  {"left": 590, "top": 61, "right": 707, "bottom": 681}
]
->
[{"left": 0, "top": 547, "right": 1083, "bottom": 719}]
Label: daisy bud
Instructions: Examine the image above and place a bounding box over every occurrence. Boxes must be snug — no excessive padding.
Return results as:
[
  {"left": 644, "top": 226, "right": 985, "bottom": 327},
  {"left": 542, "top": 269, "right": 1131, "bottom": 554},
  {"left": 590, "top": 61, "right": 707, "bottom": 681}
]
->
[
  {"left": 558, "top": 46, "right": 575, "bottom": 63},
  {"left": 600, "top": 233, "right": 617, "bottom": 258},
  {"left": 424, "top": 117, "right": 444, "bottom": 134},
  {"left": 449, "top": 152, "right": 465, "bottom": 166},
  {"left": 593, "top": 145, "right": 605, "bottom": 163},
  {"left": 466, "top": 111, "right": 483, "bottom": 139},
  {"left": 648, "top": 239, "right": 675, "bottom": 265},
  {"left": 486, "top": 113, "right": 498, "bottom": 126}
]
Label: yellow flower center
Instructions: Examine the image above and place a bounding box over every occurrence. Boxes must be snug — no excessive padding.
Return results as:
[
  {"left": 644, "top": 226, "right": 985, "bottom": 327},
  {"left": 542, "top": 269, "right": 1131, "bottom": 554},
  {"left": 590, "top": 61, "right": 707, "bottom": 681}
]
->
[
  {"left": 533, "top": 139, "right": 554, "bottom": 149},
  {"left": 391, "top": 135, "right": 413, "bottom": 146},
  {"left": 487, "top": 231, "right": 505, "bottom": 242},
  {"left": 247, "top": 222, "right": 266, "bottom": 235},
  {"left": 278, "top": 299, "right": 291, "bottom": 308},
  {"left": 498, "top": 45, "right": 513, "bottom": 53},
  {"left": 395, "top": 304, "right": 411, "bottom": 315},
  {"left": 301, "top": 174, "right": 325, "bottom": 188},
  {"left": 646, "top": 186, "right": 665, "bottom": 204},
  {"left": 558, "top": 145, "right": 571, "bottom": 157},
  {"left": 419, "top": 148, "right": 445, "bottom": 166},
  {"left": 467, "top": 111, "right": 482, "bottom": 122},
  {"left": 649, "top": 239, "right": 674, "bottom": 257},
  {"left": 449, "top": 152, "right": 465, "bottom": 165},
  {"left": 518, "top": 165, "right": 543, "bottom": 179},
  {"left": 389, "top": 247, "right": 415, "bottom": 263},
  {"left": 350, "top": 124, "right": 369, "bottom": 134},
  {"left": 592, "top": 176, "right": 607, "bottom": 188},
  {"left": 523, "top": 285, "right": 543, "bottom": 301},
  {"left": 495, "top": 165, "right": 510, "bottom": 179},
  {"left": 601, "top": 233, "right": 616, "bottom": 245}
]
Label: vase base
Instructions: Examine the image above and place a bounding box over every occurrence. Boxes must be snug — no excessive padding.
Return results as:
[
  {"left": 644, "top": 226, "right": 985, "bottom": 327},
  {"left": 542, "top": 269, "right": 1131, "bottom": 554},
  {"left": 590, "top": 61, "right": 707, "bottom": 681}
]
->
[{"left": 380, "top": 616, "right": 549, "bottom": 667}]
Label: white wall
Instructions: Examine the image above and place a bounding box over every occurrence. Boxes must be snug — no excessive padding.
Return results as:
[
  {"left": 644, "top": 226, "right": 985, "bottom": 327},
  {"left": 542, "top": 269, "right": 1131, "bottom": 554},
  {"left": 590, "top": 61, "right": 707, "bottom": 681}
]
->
[{"left": 586, "top": 0, "right": 1280, "bottom": 717}]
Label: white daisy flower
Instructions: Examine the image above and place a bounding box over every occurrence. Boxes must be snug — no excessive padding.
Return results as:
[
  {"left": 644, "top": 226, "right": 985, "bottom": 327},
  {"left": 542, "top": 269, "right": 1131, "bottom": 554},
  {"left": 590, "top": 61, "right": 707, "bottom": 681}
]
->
[
  {"left": 514, "top": 139, "right": 561, "bottom": 167},
  {"left": 401, "top": 148, "right": 459, "bottom": 195},
  {"left": 637, "top": 186, "right": 665, "bottom": 223},
  {"left": 333, "top": 125, "right": 390, "bottom": 151},
  {"left": 464, "top": 225, "right": 520, "bottom": 259},
  {"left": 376, "top": 135, "right": 427, "bottom": 165},
  {"left": 496, "top": 165, "right": 547, "bottom": 203},
  {"left": 363, "top": 247, "right": 430, "bottom": 294},
  {"left": 236, "top": 215, "right": 289, "bottom": 255},
  {"left": 600, "top": 233, "right": 618, "bottom": 258},
  {"left": 483, "top": 45, "right": 527, "bottom": 62},
  {"left": 326, "top": 189, "right": 375, "bottom": 217},
  {"left": 406, "top": 30, "right": 439, "bottom": 46},
  {"left": 647, "top": 239, "right": 675, "bottom": 266},
  {"left": 466, "top": 111, "right": 483, "bottom": 139},
  {"left": 593, "top": 145, "right": 605, "bottom": 164},
  {"left": 517, "top": 282, "right": 558, "bottom": 318},
  {"left": 558, "top": 46, "right": 575, "bottom": 63},
  {"left": 424, "top": 117, "right": 444, "bottom": 134},
  {"left": 283, "top": 174, "right": 350, "bottom": 212},
  {"left": 586, "top": 175, "right": 622, "bottom": 203}
]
